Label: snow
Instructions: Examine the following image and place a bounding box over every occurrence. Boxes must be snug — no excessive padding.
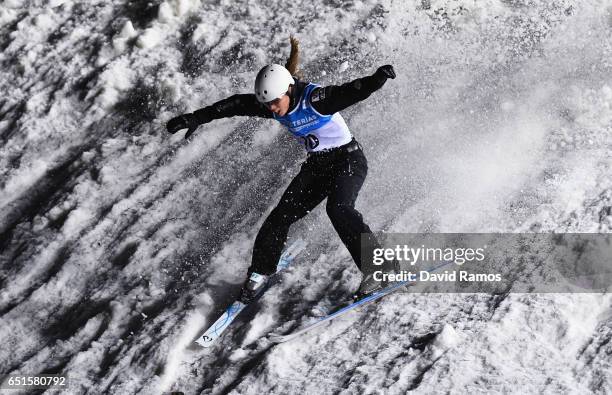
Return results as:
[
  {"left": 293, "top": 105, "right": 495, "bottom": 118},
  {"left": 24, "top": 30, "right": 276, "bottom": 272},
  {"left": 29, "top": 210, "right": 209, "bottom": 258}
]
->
[
  {"left": 136, "top": 27, "right": 162, "bottom": 49},
  {"left": 113, "top": 20, "right": 137, "bottom": 53},
  {"left": 0, "top": 0, "right": 611, "bottom": 393},
  {"left": 338, "top": 61, "right": 350, "bottom": 73}
]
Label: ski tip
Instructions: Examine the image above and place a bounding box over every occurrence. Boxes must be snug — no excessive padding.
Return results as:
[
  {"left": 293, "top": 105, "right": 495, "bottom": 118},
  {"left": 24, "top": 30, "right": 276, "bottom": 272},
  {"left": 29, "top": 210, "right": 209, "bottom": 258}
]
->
[{"left": 195, "top": 338, "right": 215, "bottom": 348}]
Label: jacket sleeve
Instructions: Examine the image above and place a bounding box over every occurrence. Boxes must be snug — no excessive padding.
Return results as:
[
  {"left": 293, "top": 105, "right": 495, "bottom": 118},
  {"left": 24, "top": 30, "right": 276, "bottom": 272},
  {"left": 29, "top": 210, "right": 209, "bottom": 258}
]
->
[
  {"left": 309, "top": 70, "right": 389, "bottom": 115},
  {"left": 192, "top": 93, "right": 273, "bottom": 123}
]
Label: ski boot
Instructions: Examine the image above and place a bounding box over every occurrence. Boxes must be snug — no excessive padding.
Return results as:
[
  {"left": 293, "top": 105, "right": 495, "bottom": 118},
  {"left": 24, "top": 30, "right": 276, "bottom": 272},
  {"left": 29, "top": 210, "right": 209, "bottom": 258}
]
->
[
  {"left": 355, "top": 260, "right": 401, "bottom": 300},
  {"left": 355, "top": 273, "right": 388, "bottom": 299},
  {"left": 238, "top": 272, "right": 269, "bottom": 304}
]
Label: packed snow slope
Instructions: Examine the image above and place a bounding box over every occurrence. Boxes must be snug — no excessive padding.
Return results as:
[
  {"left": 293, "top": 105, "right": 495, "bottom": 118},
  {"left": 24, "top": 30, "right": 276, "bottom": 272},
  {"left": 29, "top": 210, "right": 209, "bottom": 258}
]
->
[{"left": 1, "top": 0, "right": 611, "bottom": 394}]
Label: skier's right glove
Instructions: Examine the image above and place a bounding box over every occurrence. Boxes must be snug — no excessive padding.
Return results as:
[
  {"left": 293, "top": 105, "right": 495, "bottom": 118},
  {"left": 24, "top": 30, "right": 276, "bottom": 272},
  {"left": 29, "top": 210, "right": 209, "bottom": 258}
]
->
[
  {"left": 166, "top": 113, "right": 199, "bottom": 138},
  {"left": 376, "top": 65, "right": 396, "bottom": 79},
  {"left": 167, "top": 107, "right": 216, "bottom": 139}
]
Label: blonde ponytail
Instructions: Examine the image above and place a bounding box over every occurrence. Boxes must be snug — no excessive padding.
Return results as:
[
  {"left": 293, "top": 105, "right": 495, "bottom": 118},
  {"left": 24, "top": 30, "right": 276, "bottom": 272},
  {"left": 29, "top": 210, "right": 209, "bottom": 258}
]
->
[{"left": 284, "top": 35, "right": 303, "bottom": 79}]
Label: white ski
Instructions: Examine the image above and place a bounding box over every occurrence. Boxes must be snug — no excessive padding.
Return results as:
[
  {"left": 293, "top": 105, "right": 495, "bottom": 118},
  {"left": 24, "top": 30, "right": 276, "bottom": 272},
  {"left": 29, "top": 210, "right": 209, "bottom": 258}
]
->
[
  {"left": 195, "top": 238, "right": 307, "bottom": 347},
  {"left": 269, "top": 261, "right": 453, "bottom": 344}
]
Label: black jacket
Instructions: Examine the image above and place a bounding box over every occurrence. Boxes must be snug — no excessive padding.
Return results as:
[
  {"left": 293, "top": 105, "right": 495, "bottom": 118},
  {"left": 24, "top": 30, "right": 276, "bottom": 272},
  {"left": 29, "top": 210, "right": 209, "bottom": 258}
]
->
[{"left": 192, "top": 68, "right": 390, "bottom": 124}]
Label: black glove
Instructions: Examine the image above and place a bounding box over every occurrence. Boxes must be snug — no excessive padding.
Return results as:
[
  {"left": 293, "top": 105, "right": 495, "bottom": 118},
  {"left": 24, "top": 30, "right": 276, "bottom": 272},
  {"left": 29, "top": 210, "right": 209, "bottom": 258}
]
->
[
  {"left": 167, "top": 113, "right": 199, "bottom": 138},
  {"left": 376, "top": 64, "right": 396, "bottom": 79}
]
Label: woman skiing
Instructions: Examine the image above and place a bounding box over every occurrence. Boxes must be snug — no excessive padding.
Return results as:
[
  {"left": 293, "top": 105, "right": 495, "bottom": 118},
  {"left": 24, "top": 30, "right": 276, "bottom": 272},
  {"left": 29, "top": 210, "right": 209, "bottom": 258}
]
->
[{"left": 167, "top": 42, "right": 396, "bottom": 302}]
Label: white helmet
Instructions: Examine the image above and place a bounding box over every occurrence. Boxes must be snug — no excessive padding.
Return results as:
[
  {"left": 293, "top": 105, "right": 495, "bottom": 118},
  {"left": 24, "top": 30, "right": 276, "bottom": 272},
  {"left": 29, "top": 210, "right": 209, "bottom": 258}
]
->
[{"left": 254, "top": 64, "right": 294, "bottom": 103}]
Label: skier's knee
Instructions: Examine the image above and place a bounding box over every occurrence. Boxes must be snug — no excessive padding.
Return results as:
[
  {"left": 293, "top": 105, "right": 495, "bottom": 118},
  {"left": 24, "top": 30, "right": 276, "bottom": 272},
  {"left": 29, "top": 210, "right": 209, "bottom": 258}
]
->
[{"left": 326, "top": 203, "right": 350, "bottom": 221}]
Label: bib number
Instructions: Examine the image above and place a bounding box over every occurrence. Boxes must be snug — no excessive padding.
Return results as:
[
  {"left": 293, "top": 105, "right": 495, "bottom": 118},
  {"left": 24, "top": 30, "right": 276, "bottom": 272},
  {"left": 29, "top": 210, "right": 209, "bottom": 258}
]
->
[{"left": 303, "top": 134, "right": 320, "bottom": 150}]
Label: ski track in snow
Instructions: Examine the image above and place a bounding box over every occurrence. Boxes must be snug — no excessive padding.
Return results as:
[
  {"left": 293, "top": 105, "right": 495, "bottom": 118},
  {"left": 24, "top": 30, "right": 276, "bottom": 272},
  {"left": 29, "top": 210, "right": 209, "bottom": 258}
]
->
[{"left": 0, "top": 0, "right": 611, "bottom": 394}]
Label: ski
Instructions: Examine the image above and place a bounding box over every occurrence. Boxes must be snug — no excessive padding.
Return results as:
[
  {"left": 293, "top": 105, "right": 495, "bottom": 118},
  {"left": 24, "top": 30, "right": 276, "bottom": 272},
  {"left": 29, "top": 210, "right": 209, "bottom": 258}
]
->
[
  {"left": 268, "top": 261, "right": 453, "bottom": 344},
  {"left": 195, "top": 238, "right": 307, "bottom": 347}
]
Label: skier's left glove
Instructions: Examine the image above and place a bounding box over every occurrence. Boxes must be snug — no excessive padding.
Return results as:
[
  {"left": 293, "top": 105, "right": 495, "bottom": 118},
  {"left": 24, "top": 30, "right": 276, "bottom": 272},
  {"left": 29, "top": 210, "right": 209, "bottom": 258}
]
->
[
  {"left": 167, "top": 113, "right": 200, "bottom": 139},
  {"left": 376, "top": 65, "right": 396, "bottom": 79}
]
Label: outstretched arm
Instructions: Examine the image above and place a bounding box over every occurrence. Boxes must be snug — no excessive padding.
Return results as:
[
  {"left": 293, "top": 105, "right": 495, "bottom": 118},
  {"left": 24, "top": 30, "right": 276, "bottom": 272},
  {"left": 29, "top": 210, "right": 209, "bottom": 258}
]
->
[
  {"left": 309, "top": 65, "right": 396, "bottom": 115},
  {"left": 167, "top": 94, "right": 273, "bottom": 138}
]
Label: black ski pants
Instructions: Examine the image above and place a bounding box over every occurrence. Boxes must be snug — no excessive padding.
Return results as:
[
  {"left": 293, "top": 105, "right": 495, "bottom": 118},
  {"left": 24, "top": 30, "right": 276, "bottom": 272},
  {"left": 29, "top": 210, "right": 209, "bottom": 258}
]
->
[{"left": 249, "top": 140, "right": 379, "bottom": 276}]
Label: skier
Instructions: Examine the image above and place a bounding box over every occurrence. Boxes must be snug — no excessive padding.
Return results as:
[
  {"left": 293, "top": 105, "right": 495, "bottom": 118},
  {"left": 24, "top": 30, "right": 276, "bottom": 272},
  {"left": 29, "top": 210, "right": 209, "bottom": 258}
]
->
[{"left": 167, "top": 57, "right": 396, "bottom": 302}]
